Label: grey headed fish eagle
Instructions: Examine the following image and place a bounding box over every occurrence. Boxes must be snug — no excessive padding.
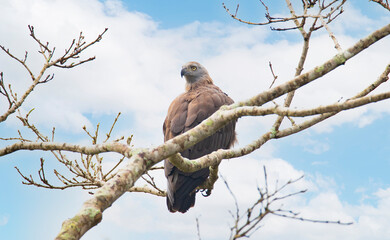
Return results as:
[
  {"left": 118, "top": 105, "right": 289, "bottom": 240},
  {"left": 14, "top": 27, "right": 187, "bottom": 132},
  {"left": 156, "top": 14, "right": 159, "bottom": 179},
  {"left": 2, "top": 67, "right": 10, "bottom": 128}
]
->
[{"left": 163, "top": 61, "right": 236, "bottom": 213}]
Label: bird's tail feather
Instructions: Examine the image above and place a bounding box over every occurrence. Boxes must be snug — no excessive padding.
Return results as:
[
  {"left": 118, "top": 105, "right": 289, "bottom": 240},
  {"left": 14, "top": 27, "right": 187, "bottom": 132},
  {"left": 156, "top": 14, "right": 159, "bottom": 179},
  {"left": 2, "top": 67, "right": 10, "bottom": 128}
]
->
[{"left": 166, "top": 173, "right": 206, "bottom": 213}]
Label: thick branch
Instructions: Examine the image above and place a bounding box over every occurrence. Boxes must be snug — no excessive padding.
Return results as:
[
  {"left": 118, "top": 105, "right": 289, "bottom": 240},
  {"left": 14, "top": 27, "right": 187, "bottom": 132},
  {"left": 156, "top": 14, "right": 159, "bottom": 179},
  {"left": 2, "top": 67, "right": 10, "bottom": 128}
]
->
[{"left": 55, "top": 152, "right": 153, "bottom": 240}]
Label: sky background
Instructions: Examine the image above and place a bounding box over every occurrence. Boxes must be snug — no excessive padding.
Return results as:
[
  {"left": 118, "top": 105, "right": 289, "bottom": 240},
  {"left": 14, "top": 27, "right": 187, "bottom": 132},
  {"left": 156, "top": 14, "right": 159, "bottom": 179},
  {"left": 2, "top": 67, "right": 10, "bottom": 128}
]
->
[{"left": 0, "top": 0, "right": 390, "bottom": 239}]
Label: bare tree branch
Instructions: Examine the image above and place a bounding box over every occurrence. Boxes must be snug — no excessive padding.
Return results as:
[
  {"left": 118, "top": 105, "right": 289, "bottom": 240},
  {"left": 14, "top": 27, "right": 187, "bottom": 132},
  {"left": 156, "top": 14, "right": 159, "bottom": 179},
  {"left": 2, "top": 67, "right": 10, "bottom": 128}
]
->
[
  {"left": 222, "top": 0, "right": 345, "bottom": 32},
  {"left": 4, "top": 109, "right": 169, "bottom": 198},
  {"left": 0, "top": 141, "right": 132, "bottom": 157},
  {"left": 0, "top": 26, "right": 107, "bottom": 123},
  {"left": 226, "top": 167, "right": 351, "bottom": 240},
  {"left": 0, "top": 3, "right": 388, "bottom": 239}
]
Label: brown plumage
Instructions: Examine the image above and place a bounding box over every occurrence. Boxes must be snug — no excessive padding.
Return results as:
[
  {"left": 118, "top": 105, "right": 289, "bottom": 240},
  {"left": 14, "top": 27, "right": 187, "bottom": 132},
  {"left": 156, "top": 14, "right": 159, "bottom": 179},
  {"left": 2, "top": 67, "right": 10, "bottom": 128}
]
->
[{"left": 163, "top": 61, "right": 236, "bottom": 213}]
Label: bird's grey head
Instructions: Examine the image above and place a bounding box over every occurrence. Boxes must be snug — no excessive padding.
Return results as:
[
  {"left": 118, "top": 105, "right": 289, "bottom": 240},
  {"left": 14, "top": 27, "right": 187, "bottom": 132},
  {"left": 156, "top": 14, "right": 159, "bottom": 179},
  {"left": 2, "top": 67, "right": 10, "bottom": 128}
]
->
[{"left": 181, "top": 61, "right": 210, "bottom": 83}]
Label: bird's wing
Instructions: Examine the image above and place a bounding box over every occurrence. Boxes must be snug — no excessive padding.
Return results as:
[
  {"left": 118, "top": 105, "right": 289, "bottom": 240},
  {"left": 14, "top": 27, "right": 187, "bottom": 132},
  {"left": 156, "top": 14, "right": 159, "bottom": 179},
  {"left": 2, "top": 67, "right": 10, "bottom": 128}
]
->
[
  {"left": 163, "top": 85, "right": 236, "bottom": 213},
  {"left": 164, "top": 86, "right": 235, "bottom": 173}
]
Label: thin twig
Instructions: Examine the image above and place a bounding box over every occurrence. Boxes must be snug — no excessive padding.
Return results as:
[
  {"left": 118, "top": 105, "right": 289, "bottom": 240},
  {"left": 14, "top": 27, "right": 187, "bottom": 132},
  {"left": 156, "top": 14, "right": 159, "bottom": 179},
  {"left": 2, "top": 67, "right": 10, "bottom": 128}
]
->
[{"left": 268, "top": 61, "right": 278, "bottom": 89}]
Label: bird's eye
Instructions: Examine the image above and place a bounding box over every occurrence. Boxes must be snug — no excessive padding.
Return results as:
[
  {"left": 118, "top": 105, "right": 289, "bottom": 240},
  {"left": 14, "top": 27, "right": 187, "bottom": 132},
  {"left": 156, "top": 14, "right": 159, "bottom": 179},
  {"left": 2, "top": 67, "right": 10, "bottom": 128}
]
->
[{"left": 191, "top": 66, "right": 197, "bottom": 71}]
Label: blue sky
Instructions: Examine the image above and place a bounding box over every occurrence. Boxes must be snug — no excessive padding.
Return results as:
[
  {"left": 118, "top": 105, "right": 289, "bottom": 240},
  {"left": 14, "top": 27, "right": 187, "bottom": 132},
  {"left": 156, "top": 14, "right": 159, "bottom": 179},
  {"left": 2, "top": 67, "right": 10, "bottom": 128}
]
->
[{"left": 0, "top": 0, "right": 390, "bottom": 239}]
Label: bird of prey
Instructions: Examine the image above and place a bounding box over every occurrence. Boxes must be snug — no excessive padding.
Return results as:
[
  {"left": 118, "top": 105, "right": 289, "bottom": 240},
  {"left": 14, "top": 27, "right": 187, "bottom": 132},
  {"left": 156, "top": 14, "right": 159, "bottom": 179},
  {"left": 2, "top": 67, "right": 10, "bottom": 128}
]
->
[{"left": 163, "top": 61, "right": 236, "bottom": 213}]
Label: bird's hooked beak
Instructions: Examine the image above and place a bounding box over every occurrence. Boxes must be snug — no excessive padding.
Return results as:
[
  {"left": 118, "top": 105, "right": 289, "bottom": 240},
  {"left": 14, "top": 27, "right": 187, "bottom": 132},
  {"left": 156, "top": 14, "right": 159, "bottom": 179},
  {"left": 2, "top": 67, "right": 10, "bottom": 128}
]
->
[{"left": 181, "top": 68, "right": 188, "bottom": 78}]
